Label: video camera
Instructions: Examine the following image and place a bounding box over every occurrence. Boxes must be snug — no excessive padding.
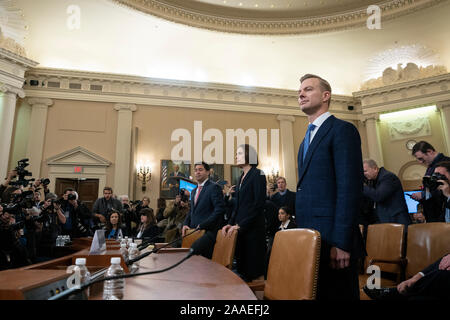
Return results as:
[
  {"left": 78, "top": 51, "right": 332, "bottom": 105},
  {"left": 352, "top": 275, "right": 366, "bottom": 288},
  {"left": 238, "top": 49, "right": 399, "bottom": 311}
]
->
[
  {"left": 9, "top": 159, "right": 34, "bottom": 188},
  {"left": 423, "top": 172, "right": 448, "bottom": 192}
]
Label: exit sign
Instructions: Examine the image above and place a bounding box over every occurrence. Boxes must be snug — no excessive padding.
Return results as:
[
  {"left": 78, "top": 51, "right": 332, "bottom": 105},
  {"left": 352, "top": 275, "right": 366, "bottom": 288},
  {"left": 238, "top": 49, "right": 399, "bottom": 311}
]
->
[{"left": 74, "top": 166, "right": 83, "bottom": 173}]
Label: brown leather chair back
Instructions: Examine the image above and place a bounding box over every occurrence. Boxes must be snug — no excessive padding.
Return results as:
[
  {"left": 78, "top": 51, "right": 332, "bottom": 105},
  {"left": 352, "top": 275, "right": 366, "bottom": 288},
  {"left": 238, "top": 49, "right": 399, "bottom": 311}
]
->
[
  {"left": 406, "top": 222, "right": 450, "bottom": 278},
  {"left": 212, "top": 229, "right": 238, "bottom": 269},
  {"left": 365, "top": 223, "right": 405, "bottom": 274},
  {"left": 264, "top": 229, "right": 321, "bottom": 300},
  {"left": 181, "top": 228, "right": 205, "bottom": 248}
]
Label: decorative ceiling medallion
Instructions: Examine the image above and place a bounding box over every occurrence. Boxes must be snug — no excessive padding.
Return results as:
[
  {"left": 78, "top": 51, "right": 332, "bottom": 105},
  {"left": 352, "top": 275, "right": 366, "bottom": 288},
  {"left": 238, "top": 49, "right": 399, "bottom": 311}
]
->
[{"left": 110, "top": 0, "right": 445, "bottom": 35}]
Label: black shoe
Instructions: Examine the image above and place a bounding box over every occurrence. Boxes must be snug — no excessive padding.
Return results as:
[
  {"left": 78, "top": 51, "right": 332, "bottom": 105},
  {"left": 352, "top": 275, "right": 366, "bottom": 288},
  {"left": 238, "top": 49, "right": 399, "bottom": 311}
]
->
[{"left": 363, "top": 286, "right": 405, "bottom": 301}]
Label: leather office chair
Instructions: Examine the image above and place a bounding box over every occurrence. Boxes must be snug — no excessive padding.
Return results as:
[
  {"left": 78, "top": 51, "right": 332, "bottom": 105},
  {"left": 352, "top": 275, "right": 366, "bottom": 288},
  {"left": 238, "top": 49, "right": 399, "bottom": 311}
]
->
[
  {"left": 249, "top": 229, "right": 321, "bottom": 300},
  {"left": 211, "top": 229, "right": 238, "bottom": 269},
  {"left": 181, "top": 228, "right": 205, "bottom": 248},
  {"left": 405, "top": 222, "right": 450, "bottom": 279},
  {"left": 359, "top": 223, "right": 406, "bottom": 300}
]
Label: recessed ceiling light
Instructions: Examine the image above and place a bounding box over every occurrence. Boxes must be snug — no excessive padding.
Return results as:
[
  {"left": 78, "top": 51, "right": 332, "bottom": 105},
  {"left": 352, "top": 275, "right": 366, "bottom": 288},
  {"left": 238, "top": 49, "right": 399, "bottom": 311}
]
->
[{"left": 239, "top": 2, "right": 243, "bottom": 6}]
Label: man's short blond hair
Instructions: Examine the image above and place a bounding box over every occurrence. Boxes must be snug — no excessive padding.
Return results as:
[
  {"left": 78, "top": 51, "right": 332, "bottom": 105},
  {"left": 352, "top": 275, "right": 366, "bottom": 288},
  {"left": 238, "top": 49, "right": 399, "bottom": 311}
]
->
[{"left": 300, "top": 74, "right": 332, "bottom": 106}]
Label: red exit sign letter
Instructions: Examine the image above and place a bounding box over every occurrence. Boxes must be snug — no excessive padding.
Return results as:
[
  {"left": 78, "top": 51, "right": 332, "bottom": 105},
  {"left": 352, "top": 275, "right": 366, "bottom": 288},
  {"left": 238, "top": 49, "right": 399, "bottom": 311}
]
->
[{"left": 74, "top": 166, "right": 83, "bottom": 173}]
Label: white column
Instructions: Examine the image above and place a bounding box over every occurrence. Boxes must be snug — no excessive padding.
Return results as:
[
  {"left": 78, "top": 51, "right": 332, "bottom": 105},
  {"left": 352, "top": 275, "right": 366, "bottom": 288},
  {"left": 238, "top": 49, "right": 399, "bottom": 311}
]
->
[
  {"left": 276, "top": 115, "right": 297, "bottom": 191},
  {"left": 113, "top": 103, "right": 137, "bottom": 196},
  {"left": 26, "top": 98, "right": 53, "bottom": 178},
  {"left": 437, "top": 101, "right": 450, "bottom": 155},
  {"left": 363, "top": 114, "right": 384, "bottom": 166},
  {"left": 0, "top": 84, "right": 24, "bottom": 180}
]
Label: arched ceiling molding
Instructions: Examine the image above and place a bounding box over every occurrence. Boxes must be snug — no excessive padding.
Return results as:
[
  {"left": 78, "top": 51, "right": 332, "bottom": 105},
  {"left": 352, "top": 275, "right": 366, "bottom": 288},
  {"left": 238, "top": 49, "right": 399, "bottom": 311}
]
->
[{"left": 110, "top": 0, "right": 446, "bottom": 35}]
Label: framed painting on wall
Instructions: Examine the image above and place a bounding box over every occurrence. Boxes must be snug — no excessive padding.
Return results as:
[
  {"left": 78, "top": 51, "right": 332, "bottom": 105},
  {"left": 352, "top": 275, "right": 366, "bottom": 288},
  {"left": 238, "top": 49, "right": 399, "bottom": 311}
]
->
[{"left": 160, "top": 160, "right": 191, "bottom": 199}]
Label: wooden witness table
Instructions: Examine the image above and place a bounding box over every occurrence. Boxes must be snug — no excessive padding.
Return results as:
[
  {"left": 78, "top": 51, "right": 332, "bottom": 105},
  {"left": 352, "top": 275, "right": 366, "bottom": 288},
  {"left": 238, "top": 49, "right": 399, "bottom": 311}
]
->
[
  {"left": 91, "top": 250, "right": 256, "bottom": 300},
  {"left": 0, "top": 238, "right": 256, "bottom": 300}
]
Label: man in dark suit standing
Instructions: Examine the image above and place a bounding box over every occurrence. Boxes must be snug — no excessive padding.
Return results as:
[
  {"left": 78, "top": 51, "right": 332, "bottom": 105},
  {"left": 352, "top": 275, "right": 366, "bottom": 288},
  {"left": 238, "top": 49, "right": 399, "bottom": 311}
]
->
[
  {"left": 182, "top": 162, "right": 225, "bottom": 259},
  {"left": 363, "top": 159, "right": 412, "bottom": 225},
  {"left": 295, "top": 74, "right": 365, "bottom": 300}
]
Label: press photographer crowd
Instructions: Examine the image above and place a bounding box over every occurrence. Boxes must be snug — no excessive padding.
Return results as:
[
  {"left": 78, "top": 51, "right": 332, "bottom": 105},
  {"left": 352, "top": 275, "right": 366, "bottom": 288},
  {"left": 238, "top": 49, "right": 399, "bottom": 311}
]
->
[{"left": 0, "top": 159, "right": 194, "bottom": 270}]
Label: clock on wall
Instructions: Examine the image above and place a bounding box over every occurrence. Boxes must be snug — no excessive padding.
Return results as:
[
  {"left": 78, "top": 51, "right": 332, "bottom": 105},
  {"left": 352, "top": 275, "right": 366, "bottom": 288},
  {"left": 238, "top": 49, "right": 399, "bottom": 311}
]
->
[{"left": 406, "top": 139, "right": 417, "bottom": 150}]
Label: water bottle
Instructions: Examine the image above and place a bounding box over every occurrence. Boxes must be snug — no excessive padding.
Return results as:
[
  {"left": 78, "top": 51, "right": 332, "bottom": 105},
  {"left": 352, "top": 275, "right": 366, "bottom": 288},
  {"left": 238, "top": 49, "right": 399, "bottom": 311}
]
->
[
  {"left": 56, "top": 235, "right": 61, "bottom": 247},
  {"left": 128, "top": 243, "right": 140, "bottom": 273},
  {"left": 74, "top": 258, "right": 91, "bottom": 298},
  {"left": 120, "top": 243, "right": 128, "bottom": 259},
  {"left": 127, "top": 237, "right": 133, "bottom": 248},
  {"left": 103, "top": 257, "right": 125, "bottom": 300}
]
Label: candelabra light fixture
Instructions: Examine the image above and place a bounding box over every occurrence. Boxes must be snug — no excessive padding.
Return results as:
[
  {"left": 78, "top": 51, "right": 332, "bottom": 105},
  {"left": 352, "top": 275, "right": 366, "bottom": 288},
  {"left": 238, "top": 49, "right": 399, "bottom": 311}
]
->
[{"left": 137, "top": 163, "right": 151, "bottom": 192}]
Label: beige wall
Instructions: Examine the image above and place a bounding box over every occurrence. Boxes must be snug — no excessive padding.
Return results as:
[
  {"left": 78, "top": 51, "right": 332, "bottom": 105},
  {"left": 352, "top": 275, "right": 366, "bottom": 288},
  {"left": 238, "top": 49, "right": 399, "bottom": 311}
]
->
[
  {"left": 133, "top": 104, "right": 282, "bottom": 207},
  {"left": 39, "top": 99, "right": 118, "bottom": 190}
]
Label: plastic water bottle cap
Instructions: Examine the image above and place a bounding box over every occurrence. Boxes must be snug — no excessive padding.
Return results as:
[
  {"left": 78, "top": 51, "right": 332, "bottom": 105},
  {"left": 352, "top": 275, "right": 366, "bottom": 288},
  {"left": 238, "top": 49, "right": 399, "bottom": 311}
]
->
[
  {"left": 75, "top": 258, "right": 86, "bottom": 265},
  {"left": 111, "top": 257, "right": 121, "bottom": 264}
]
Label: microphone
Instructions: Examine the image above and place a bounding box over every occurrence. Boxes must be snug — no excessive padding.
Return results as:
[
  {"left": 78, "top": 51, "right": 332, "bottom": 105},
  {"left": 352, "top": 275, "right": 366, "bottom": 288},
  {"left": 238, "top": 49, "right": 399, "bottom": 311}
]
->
[
  {"left": 48, "top": 248, "right": 198, "bottom": 300},
  {"left": 126, "top": 227, "right": 202, "bottom": 266}
]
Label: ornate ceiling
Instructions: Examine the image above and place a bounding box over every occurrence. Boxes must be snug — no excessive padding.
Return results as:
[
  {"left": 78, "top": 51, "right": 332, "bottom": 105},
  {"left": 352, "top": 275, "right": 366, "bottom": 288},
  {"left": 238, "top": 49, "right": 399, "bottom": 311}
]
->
[{"left": 111, "top": 0, "right": 445, "bottom": 34}]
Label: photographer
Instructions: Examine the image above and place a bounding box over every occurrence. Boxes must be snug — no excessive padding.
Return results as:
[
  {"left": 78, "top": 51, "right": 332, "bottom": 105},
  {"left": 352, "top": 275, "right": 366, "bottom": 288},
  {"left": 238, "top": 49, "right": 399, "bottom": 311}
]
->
[
  {"left": 0, "top": 204, "right": 30, "bottom": 270},
  {"left": 161, "top": 189, "right": 190, "bottom": 244},
  {"left": 92, "top": 187, "right": 123, "bottom": 231},
  {"left": 119, "top": 195, "right": 138, "bottom": 236},
  {"left": 411, "top": 141, "right": 450, "bottom": 222},
  {"left": 61, "top": 191, "right": 92, "bottom": 238},
  {"left": 35, "top": 193, "right": 66, "bottom": 260},
  {"left": 1, "top": 170, "right": 17, "bottom": 202},
  {"left": 433, "top": 161, "right": 450, "bottom": 223}
]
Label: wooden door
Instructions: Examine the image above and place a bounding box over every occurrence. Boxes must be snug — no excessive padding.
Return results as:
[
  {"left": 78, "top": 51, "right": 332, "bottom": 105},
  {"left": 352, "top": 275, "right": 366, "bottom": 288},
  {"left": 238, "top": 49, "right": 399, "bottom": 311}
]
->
[{"left": 54, "top": 178, "right": 99, "bottom": 211}]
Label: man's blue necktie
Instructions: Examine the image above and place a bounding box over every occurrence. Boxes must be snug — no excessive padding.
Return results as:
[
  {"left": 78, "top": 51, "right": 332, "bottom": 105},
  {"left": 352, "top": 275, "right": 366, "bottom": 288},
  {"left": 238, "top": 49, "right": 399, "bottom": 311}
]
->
[{"left": 303, "top": 124, "right": 316, "bottom": 161}]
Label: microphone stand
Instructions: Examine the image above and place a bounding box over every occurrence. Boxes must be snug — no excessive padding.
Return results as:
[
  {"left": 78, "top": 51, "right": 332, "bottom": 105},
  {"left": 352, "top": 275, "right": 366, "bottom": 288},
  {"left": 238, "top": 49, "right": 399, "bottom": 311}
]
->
[{"left": 127, "top": 227, "right": 201, "bottom": 265}]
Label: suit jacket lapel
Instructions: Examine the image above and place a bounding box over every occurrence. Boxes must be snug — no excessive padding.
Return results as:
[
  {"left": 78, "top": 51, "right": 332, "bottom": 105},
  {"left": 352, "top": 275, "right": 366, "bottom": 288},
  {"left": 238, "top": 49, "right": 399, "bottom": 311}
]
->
[{"left": 297, "top": 115, "right": 335, "bottom": 186}]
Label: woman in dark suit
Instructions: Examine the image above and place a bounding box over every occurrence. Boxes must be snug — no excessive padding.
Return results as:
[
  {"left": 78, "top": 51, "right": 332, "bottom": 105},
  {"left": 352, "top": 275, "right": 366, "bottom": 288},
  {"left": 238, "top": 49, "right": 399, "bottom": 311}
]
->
[
  {"left": 135, "top": 208, "right": 159, "bottom": 240},
  {"left": 222, "top": 144, "right": 267, "bottom": 282}
]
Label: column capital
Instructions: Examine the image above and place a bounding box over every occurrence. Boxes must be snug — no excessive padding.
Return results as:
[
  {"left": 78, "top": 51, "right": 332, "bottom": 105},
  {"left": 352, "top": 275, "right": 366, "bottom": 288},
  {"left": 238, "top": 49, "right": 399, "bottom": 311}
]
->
[
  {"left": 359, "top": 113, "right": 380, "bottom": 124},
  {"left": 114, "top": 103, "right": 137, "bottom": 112},
  {"left": 276, "top": 115, "right": 296, "bottom": 123},
  {"left": 436, "top": 101, "right": 450, "bottom": 110},
  {"left": 28, "top": 97, "right": 54, "bottom": 107},
  {"left": 0, "top": 83, "right": 25, "bottom": 98}
]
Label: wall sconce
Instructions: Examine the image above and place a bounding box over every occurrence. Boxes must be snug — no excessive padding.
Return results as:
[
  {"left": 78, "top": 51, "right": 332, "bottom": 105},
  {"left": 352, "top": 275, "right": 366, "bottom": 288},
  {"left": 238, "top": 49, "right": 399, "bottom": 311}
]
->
[
  {"left": 267, "top": 167, "right": 280, "bottom": 186},
  {"left": 137, "top": 163, "right": 151, "bottom": 192}
]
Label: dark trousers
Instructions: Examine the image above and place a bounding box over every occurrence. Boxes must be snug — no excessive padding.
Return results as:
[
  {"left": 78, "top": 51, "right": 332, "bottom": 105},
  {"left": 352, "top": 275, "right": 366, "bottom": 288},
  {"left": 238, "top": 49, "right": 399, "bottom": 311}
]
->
[
  {"left": 317, "top": 246, "right": 360, "bottom": 300},
  {"left": 406, "top": 257, "right": 450, "bottom": 300}
]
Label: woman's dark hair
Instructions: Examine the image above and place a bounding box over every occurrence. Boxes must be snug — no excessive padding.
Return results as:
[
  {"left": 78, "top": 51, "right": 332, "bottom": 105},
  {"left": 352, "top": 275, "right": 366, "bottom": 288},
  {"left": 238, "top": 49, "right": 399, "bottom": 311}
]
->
[
  {"left": 238, "top": 143, "right": 259, "bottom": 167},
  {"left": 140, "top": 208, "right": 156, "bottom": 227},
  {"left": 105, "top": 210, "right": 122, "bottom": 231},
  {"left": 279, "top": 206, "right": 292, "bottom": 216}
]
